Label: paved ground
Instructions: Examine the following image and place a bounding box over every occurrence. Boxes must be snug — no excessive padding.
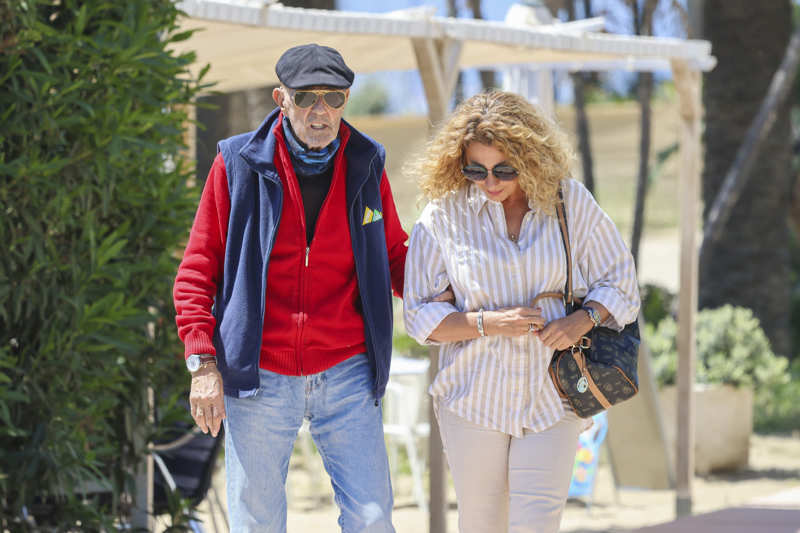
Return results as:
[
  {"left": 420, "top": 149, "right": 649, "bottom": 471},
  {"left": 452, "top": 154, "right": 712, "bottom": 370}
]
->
[
  {"left": 632, "top": 486, "right": 800, "bottom": 532},
  {"left": 177, "top": 433, "right": 800, "bottom": 533}
]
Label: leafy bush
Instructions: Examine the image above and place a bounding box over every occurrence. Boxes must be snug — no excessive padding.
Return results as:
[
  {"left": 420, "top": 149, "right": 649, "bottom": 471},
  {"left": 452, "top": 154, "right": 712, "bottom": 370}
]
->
[
  {"left": 755, "top": 357, "right": 800, "bottom": 433},
  {"left": 646, "top": 305, "right": 795, "bottom": 432},
  {"left": 345, "top": 79, "right": 390, "bottom": 116},
  {"left": 392, "top": 332, "right": 429, "bottom": 359},
  {"left": 640, "top": 283, "right": 675, "bottom": 326},
  {"left": 0, "top": 0, "right": 207, "bottom": 527}
]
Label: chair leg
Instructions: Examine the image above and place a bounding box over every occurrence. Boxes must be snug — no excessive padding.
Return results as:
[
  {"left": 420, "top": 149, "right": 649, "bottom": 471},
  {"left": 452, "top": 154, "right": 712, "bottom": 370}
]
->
[
  {"left": 209, "top": 484, "right": 229, "bottom": 532},
  {"left": 387, "top": 440, "right": 399, "bottom": 485},
  {"left": 404, "top": 434, "right": 428, "bottom": 515},
  {"left": 206, "top": 500, "right": 220, "bottom": 533}
]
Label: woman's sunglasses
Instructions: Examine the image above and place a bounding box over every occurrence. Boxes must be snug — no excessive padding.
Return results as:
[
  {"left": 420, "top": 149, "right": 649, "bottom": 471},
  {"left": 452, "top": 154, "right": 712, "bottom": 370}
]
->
[
  {"left": 462, "top": 162, "right": 519, "bottom": 181},
  {"left": 291, "top": 89, "right": 347, "bottom": 109}
]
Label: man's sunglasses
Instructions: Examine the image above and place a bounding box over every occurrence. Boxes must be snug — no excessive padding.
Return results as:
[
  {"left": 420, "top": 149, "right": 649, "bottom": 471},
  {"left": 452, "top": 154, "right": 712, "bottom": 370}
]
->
[
  {"left": 462, "top": 162, "right": 519, "bottom": 181},
  {"left": 291, "top": 89, "right": 347, "bottom": 109}
]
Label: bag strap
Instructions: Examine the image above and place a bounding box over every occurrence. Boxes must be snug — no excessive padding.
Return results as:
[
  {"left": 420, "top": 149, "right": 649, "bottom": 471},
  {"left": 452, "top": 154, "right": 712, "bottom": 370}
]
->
[
  {"left": 555, "top": 186, "right": 575, "bottom": 313},
  {"left": 531, "top": 185, "right": 581, "bottom": 309}
]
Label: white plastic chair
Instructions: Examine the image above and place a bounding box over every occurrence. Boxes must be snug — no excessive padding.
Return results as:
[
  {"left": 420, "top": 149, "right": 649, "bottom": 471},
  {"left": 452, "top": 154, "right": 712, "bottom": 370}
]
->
[{"left": 383, "top": 355, "right": 430, "bottom": 514}]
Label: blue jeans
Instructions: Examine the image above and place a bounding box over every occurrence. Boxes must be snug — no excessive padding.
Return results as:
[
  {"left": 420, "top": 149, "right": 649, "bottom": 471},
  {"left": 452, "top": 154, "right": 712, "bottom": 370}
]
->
[{"left": 223, "top": 353, "right": 395, "bottom": 533}]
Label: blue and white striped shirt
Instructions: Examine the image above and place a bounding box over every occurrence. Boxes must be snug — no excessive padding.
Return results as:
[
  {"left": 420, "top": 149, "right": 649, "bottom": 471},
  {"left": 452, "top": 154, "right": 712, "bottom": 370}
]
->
[{"left": 403, "top": 178, "right": 640, "bottom": 437}]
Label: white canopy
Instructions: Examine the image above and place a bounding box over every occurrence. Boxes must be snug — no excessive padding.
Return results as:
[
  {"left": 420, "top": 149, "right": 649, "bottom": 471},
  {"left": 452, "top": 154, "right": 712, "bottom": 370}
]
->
[{"left": 175, "top": 0, "right": 715, "bottom": 95}]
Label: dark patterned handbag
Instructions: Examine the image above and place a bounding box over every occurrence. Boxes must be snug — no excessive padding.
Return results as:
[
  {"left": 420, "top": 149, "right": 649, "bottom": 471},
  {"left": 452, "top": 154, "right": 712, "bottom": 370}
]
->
[{"left": 544, "top": 188, "right": 641, "bottom": 418}]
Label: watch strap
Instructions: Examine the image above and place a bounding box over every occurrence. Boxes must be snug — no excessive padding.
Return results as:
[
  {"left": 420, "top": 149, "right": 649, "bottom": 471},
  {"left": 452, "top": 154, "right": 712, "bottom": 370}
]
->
[
  {"left": 582, "top": 305, "right": 601, "bottom": 327},
  {"left": 186, "top": 353, "right": 217, "bottom": 372}
]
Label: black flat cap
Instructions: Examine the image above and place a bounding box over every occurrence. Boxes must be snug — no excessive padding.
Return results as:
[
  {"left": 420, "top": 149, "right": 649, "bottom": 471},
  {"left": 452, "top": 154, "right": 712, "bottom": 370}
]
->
[{"left": 275, "top": 43, "right": 354, "bottom": 89}]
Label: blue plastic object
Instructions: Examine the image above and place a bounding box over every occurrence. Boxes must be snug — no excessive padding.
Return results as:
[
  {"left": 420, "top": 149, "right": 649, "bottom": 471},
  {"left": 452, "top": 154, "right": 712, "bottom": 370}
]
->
[{"left": 568, "top": 411, "right": 608, "bottom": 501}]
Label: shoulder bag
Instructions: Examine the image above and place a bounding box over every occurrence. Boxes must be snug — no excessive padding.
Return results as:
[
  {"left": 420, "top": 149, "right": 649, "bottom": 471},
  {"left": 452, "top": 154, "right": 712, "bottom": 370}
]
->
[{"left": 542, "top": 188, "right": 641, "bottom": 418}]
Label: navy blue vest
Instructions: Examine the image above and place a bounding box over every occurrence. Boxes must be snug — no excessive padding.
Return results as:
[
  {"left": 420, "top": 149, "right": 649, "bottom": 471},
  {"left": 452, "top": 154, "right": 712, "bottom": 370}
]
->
[{"left": 214, "top": 108, "right": 393, "bottom": 398}]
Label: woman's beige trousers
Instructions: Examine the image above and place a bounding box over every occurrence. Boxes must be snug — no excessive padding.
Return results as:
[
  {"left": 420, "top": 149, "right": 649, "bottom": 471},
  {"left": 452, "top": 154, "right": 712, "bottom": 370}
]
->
[{"left": 438, "top": 407, "right": 583, "bottom": 533}]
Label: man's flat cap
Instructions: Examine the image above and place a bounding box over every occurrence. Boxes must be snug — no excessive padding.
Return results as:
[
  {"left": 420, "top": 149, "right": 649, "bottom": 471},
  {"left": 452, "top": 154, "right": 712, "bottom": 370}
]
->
[{"left": 275, "top": 44, "right": 354, "bottom": 89}]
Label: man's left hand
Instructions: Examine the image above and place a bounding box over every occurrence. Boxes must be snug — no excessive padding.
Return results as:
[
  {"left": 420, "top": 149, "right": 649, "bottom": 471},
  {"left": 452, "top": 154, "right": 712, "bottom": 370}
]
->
[
  {"left": 189, "top": 364, "right": 226, "bottom": 437},
  {"left": 430, "top": 285, "right": 456, "bottom": 304}
]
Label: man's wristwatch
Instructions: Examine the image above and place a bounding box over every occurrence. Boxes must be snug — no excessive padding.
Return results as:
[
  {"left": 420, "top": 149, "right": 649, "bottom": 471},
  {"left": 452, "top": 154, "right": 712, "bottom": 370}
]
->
[
  {"left": 582, "top": 305, "right": 601, "bottom": 328},
  {"left": 186, "top": 354, "right": 216, "bottom": 373}
]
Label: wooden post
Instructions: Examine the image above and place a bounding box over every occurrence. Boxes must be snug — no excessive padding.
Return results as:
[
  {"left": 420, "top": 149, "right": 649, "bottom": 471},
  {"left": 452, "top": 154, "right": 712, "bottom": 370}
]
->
[
  {"left": 412, "top": 34, "right": 462, "bottom": 533},
  {"left": 181, "top": 101, "right": 198, "bottom": 186},
  {"left": 427, "top": 346, "right": 447, "bottom": 533},
  {"left": 411, "top": 37, "right": 462, "bottom": 125},
  {"left": 131, "top": 387, "right": 155, "bottom": 529},
  {"left": 536, "top": 70, "right": 555, "bottom": 118},
  {"left": 670, "top": 59, "right": 702, "bottom": 518}
]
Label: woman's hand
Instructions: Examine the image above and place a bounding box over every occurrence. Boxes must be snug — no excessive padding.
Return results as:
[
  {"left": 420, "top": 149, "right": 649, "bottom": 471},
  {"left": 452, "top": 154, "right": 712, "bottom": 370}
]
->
[
  {"left": 484, "top": 306, "right": 545, "bottom": 337},
  {"left": 537, "top": 310, "right": 594, "bottom": 351}
]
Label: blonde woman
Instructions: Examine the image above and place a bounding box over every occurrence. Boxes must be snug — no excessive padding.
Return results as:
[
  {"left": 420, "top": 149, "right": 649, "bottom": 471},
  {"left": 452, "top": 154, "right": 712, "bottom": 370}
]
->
[{"left": 403, "top": 91, "right": 640, "bottom": 533}]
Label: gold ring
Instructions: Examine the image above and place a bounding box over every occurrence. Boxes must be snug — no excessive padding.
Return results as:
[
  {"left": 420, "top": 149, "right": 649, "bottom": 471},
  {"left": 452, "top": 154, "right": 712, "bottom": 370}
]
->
[{"left": 528, "top": 323, "right": 536, "bottom": 333}]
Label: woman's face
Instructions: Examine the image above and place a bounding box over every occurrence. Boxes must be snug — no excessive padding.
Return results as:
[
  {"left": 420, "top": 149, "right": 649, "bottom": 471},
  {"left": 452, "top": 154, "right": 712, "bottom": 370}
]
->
[{"left": 463, "top": 142, "right": 525, "bottom": 206}]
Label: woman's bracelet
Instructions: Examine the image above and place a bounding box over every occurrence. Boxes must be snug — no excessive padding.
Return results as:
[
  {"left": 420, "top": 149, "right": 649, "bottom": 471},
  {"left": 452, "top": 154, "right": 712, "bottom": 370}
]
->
[{"left": 477, "top": 308, "right": 486, "bottom": 337}]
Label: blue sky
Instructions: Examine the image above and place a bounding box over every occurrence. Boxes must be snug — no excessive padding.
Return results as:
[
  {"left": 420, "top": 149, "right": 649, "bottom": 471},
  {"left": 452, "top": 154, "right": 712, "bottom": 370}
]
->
[{"left": 335, "top": 0, "right": 687, "bottom": 114}]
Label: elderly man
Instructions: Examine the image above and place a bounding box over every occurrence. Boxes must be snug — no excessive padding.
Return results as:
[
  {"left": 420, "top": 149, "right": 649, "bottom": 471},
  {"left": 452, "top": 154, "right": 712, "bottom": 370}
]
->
[{"left": 173, "top": 44, "right": 407, "bottom": 532}]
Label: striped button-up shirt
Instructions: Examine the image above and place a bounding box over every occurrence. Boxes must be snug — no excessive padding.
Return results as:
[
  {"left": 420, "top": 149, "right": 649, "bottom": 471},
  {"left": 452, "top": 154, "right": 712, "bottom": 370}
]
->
[{"left": 403, "top": 178, "right": 640, "bottom": 437}]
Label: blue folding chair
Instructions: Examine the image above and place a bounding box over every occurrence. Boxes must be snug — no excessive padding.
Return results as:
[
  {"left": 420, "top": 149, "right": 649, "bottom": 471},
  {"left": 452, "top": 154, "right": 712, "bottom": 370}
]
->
[
  {"left": 568, "top": 411, "right": 608, "bottom": 507},
  {"left": 152, "top": 423, "right": 227, "bottom": 533}
]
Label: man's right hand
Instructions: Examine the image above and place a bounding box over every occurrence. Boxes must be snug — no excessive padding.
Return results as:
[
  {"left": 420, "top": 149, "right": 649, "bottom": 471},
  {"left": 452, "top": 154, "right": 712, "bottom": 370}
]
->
[{"left": 189, "top": 364, "right": 226, "bottom": 437}]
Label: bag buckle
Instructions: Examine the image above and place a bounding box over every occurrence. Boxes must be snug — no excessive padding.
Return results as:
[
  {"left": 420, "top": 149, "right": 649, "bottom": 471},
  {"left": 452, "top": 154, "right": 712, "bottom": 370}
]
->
[{"left": 570, "top": 336, "right": 591, "bottom": 353}]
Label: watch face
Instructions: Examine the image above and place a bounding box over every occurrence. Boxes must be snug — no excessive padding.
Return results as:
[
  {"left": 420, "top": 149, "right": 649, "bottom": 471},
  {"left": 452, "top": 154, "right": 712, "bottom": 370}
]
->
[{"left": 186, "top": 355, "right": 200, "bottom": 372}]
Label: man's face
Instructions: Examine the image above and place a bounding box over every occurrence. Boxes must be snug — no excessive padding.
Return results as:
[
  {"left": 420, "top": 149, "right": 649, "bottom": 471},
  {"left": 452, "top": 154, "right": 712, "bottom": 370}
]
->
[{"left": 273, "top": 85, "right": 349, "bottom": 149}]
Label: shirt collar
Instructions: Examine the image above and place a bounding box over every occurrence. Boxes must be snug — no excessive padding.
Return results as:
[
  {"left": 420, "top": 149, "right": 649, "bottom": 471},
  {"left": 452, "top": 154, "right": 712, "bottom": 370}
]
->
[{"left": 467, "top": 183, "right": 492, "bottom": 214}]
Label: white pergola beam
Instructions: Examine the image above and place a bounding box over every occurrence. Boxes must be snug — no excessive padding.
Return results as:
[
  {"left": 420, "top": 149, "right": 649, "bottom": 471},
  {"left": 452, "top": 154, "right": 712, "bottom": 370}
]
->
[{"left": 174, "top": 1, "right": 716, "bottom": 94}]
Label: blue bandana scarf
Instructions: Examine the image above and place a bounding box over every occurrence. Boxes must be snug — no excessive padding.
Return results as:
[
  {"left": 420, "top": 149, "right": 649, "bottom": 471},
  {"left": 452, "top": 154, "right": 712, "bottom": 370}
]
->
[{"left": 282, "top": 116, "right": 340, "bottom": 176}]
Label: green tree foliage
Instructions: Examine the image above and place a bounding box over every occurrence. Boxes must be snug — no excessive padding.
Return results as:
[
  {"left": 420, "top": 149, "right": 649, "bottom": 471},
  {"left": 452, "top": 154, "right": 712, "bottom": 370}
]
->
[
  {"left": 345, "top": 79, "right": 390, "bottom": 117},
  {"left": 646, "top": 305, "right": 798, "bottom": 432},
  {"left": 0, "top": 0, "right": 208, "bottom": 527}
]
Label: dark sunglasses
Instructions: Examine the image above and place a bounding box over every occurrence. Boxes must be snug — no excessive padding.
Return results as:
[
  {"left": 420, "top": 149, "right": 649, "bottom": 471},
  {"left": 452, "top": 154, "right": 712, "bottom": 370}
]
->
[
  {"left": 291, "top": 89, "right": 347, "bottom": 109},
  {"left": 462, "top": 162, "right": 519, "bottom": 182}
]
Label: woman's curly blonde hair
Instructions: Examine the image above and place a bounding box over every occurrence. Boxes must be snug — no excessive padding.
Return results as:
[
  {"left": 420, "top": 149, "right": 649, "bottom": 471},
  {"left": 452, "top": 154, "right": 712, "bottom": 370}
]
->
[{"left": 409, "top": 90, "right": 575, "bottom": 213}]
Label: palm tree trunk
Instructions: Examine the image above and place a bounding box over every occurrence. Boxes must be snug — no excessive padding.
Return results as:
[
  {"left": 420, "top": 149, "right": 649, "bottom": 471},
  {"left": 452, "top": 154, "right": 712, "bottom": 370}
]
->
[
  {"left": 628, "top": 0, "right": 658, "bottom": 266},
  {"left": 467, "top": 0, "right": 496, "bottom": 89},
  {"left": 280, "top": 0, "right": 334, "bottom": 8},
  {"left": 630, "top": 72, "right": 653, "bottom": 265},
  {"left": 564, "top": 0, "right": 596, "bottom": 195},
  {"left": 447, "top": 0, "right": 465, "bottom": 104},
  {"left": 700, "top": 0, "right": 794, "bottom": 356},
  {"left": 572, "top": 72, "right": 596, "bottom": 195}
]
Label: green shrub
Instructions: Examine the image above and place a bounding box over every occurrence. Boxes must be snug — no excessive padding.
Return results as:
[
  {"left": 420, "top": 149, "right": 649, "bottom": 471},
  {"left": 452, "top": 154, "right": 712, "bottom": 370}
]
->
[
  {"left": 0, "top": 0, "right": 208, "bottom": 527},
  {"left": 755, "top": 357, "right": 800, "bottom": 433},
  {"left": 646, "top": 305, "right": 795, "bottom": 432},
  {"left": 345, "top": 79, "right": 390, "bottom": 116},
  {"left": 392, "top": 332, "right": 429, "bottom": 359},
  {"left": 640, "top": 283, "right": 675, "bottom": 326}
]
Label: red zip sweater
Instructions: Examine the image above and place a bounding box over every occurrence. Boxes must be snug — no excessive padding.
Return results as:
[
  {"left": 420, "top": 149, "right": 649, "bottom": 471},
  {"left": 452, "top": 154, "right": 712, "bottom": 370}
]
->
[{"left": 174, "top": 119, "right": 408, "bottom": 375}]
